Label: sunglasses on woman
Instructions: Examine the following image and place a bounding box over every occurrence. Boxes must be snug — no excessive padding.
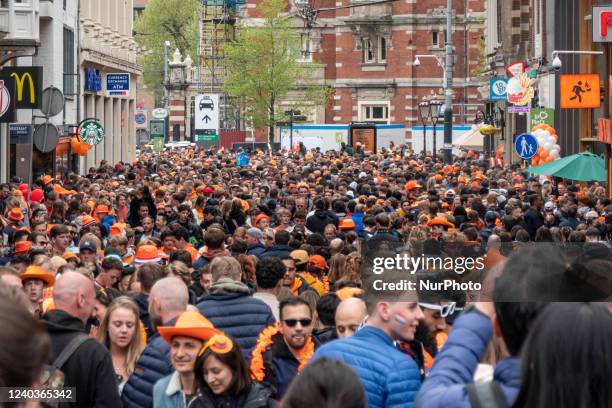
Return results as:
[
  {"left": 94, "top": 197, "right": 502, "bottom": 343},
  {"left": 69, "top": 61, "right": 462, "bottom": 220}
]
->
[{"left": 283, "top": 319, "right": 312, "bottom": 327}]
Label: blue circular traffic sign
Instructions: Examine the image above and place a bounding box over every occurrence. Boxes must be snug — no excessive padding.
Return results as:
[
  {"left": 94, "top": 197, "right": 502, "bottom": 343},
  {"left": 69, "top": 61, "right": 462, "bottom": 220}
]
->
[
  {"left": 514, "top": 133, "right": 539, "bottom": 160},
  {"left": 135, "top": 113, "right": 146, "bottom": 125}
]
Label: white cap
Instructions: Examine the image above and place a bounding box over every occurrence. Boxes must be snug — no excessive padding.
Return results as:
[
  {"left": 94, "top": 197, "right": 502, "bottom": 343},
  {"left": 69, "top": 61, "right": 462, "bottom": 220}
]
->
[{"left": 358, "top": 171, "right": 367, "bottom": 179}]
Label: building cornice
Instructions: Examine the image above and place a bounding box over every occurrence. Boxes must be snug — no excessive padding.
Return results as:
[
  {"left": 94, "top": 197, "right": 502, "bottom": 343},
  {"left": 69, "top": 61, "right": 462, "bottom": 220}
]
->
[{"left": 81, "top": 48, "right": 143, "bottom": 75}]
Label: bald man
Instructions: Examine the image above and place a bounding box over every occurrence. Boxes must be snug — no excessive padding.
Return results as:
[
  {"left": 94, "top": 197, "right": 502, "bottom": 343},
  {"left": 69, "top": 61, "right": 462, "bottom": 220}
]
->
[
  {"left": 41, "top": 272, "right": 121, "bottom": 407},
  {"left": 335, "top": 297, "right": 367, "bottom": 339},
  {"left": 123, "top": 277, "right": 189, "bottom": 408}
]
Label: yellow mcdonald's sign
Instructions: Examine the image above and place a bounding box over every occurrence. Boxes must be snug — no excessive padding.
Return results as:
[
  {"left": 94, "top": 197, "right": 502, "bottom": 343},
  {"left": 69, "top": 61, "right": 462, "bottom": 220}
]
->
[
  {"left": 3, "top": 67, "right": 42, "bottom": 109},
  {"left": 10, "top": 72, "right": 35, "bottom": 104}
]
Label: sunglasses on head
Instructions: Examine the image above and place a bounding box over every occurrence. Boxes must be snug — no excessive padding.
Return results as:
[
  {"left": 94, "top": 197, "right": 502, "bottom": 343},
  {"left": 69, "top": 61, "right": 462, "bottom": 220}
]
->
[
  {"left": 283, "top": 318, "right": 312, "bottom": 327},
  {"left": 419, "top": 302, "right": 460, "bottom": 318}
]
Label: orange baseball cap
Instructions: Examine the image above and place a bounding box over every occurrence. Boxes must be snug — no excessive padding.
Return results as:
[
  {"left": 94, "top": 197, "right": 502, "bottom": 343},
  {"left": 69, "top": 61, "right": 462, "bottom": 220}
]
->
[
  {"left": 14, "top": 240, "right": 32, "bottom": 254},
  {"left": 309, "top": 255, "right": 328, "bottom": 271}
]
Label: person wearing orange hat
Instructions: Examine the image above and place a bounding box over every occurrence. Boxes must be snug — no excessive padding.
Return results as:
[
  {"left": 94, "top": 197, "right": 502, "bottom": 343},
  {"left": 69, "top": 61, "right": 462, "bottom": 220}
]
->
[
  {"left": 14, "top": 239, "right": 32, "bottom": 255},
  {"left": 153, "top": 311, "right": 220, "bottom": 407},
  {"left": 302, "top": 255, "right": 327, "bottom": 296},
  {"left": 20, "top": 265, "right": 55, "bottom": 317},
  {"left": 252, "top": 213, "right": 271, "bottom": 230}
]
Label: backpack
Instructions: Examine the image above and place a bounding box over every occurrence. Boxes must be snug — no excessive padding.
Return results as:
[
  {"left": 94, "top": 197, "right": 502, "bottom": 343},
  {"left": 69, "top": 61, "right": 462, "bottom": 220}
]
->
[
  {"left": 41, "top": 333, "right": 90, "bottom": 407},
  {"left": 466, "top": 381, "right": 509, "bottom": 408}
]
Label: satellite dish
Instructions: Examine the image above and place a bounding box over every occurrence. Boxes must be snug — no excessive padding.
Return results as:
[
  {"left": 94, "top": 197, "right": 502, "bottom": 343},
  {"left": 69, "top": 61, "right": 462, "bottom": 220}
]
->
[
  {"left": 33, "top": 123, "right": 59, "bottom": 153},
  {"left": 40, "top": 87, "right": 65, "bottom": 117}
]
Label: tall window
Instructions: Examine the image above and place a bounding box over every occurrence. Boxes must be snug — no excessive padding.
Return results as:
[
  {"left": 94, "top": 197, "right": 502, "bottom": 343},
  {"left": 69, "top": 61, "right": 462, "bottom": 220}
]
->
[
  {"left": 378, "top": 36, "right": 386, "bottom": 62},
  {"left": 362, "top": 38, "right": 374, "bottom": 63},
  {"left": 63, "top": 28, "right": 75, "bottom": 95}
]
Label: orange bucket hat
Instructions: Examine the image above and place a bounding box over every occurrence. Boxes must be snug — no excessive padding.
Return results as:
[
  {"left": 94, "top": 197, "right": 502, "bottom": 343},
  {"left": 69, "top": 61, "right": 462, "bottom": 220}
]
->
[
  {"left": 7, "top": 208, "right": 24, "bottom": 222},
  {"left": 157, "top": 311, "right": 220, "bottom": 344},
  {"left": 14, "top": 240, "right": 32, "bottom": 254}
]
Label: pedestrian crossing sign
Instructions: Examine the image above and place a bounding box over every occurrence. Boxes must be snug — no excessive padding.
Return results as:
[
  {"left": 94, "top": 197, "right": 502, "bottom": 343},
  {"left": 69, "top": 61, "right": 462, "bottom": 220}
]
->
[{"left": 560, "top": 74, "right": 600, "bottom": 109}]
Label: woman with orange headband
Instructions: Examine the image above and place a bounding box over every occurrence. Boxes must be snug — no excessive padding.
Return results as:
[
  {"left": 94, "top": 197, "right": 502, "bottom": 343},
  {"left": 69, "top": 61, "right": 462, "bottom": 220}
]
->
[{"left": 192, "top": 334, "right": 275, "bottom": 407}]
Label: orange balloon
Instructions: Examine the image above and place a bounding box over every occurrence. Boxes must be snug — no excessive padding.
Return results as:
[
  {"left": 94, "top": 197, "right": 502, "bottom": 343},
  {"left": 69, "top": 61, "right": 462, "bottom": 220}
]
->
[
  {"left": 531, "top": 124, "right": 547, "bottom": 132},
  {"left": 547, "top": 126, "right": 557, "bottom": 135},
  {"left": 531, "top": 156, "right": 540, "bottom": 166},
  {"left": 539, "top": 149, "right": 549, "bottom": 159}
]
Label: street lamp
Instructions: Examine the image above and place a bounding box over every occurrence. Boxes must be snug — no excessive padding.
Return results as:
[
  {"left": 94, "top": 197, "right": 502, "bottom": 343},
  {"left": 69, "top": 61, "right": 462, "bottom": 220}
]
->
[
  {"left": 429, "top": 100, "right": 443, "bottom": 158},
  {"left": 417, "top": 101, "right": 431, "bottom": 155},
  {"left": 550, "top": 50, "right": 603, "bottom": 70},
  {"left": 414, "top": 53, "right": 453, "bottom": 163}
]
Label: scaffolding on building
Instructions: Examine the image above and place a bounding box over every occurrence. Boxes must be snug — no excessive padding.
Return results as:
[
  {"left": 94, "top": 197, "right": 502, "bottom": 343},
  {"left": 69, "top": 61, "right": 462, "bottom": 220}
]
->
[{"left": 197, "top": 0, "right": 241, "bottom": 130}]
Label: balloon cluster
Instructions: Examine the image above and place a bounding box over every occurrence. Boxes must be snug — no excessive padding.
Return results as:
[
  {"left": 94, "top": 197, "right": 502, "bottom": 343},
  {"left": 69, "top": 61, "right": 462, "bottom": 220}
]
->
[
  {"left": 70, "top": 129, "right": 93, "bottom": 156},
  {"left": 530, "top": 124, "right": 560, "bottom": 166}
]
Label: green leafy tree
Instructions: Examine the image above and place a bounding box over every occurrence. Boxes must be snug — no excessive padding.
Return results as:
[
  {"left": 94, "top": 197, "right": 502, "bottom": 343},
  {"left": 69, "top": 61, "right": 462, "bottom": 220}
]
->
[
  {"left": 224, "top": 0, "right": 331, "bottom": 143},
  {"left": 134, "top": 0, "right": 199, "bottom": 98}
]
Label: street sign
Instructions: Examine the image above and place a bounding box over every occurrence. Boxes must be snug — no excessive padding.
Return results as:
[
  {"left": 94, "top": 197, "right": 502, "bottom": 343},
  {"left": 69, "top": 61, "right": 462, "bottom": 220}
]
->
[
  {"left": 3, "top": 67, "right": 43, "bottom": 109},
  {"left": 33, "top": 123, "right": 60, "bottom": 153},
  {"left": 530, "top": 108, "right": 555, "bottom": 127},
  {"left": 79, "top": 119, "right": 105, "bottom": 145},
  {"left": 195, "top": 94, "right": 219, "bottom": 138},
  {"left": 40, "top": 87, "right": 65, "bottom": 117},
  {"left": 559, "top": 74, "right": 601, "bottom": 109},
  {"left": 135, "top": 111, "right": 148, "bottom": 129},
  {"left": 9, "top": 124, "right": 33, "bottom": 144},
  {"left": 515, "top": 133, "right": 539, "bottom": 160},
  {"left": 195, "top": 130, "right": 219, "bottom": 142},
  {"left": 151, "top": 108, "right": 168, "bottom": 119},
  {"left": 505, "top": 61, "right": 524, "bottom": 77},
  {"left": 0, "top": 76, "right": 16, "bottom": 123},
  {"left": 106, "top": 73, "right": 130, "bottom": 96},
  {"left": 489, "top": 78, "right": 508, "bottom": 101},
  {"left": 150, "top": 119, "right": 165, "bottom": 138}
]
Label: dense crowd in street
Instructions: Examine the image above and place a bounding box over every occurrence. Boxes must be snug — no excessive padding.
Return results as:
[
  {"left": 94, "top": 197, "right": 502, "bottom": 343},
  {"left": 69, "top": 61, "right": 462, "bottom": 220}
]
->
[{"left": 0, "top": 143, "right": 610, "bottom": 408}]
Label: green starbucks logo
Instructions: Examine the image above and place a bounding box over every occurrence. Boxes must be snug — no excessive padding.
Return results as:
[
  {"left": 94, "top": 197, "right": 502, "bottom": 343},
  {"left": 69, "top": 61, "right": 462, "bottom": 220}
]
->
[{"left": 79, "top": 119, "right": 105, "bottom": 145}]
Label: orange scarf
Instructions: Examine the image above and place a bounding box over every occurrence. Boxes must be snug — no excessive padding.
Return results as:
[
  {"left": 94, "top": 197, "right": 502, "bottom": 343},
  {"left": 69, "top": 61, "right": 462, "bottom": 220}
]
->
[{"left": 250, "top": 323, "right": 315, "bottom": 381}]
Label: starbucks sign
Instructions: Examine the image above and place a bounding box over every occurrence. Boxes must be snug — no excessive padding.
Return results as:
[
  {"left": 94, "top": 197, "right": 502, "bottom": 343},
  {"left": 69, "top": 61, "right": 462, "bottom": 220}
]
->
[{"left": 79, "top": 119, "right": 105, "bottom": 145}]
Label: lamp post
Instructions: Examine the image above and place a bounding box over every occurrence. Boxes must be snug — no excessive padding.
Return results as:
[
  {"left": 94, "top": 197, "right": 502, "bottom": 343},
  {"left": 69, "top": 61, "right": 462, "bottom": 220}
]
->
[
  {"left": 414, "top": 53, "right": 452, "bottom": 162},
  {"left": 163, "top": 40, "right": 171, "bottom": 109},
  {"left": 417, "top": 101, "right": 430, "bottom": 156},
  {"left": 429, "top": 100, "right": 443, "bottom": 158}
]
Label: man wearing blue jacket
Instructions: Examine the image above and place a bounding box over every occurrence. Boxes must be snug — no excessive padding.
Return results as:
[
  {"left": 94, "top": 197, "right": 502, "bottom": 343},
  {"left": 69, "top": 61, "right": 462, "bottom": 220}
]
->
[
  {"left": 415, "top": 245, "right": 557, "bottom": 408},
  {"left": 312, "top": 279, "right": 424, "bottom": 408},
  {"left": 122, "top": 277, "right": 188, "bottom": 408}
]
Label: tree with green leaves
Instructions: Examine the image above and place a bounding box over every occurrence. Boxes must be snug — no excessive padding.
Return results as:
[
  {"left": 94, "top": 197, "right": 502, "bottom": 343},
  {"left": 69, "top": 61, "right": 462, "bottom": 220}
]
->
[
  {"left": 134, "top": 0, "right": 199, "bottom": 98},
  {"left": 224, "top": 0, "right": 331, "bottom": 144}
]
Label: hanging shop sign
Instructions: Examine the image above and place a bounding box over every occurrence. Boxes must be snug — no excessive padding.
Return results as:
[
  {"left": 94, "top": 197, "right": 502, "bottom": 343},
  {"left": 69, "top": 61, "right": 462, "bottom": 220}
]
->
[
  {"left": 593, "top": 6, "right": 612, "bottom": 42},
  {"left": 78, "top": 118, "right": 105, "bottom": 145},
  {"left": 489, "top": 77, "right": 508, "bottom": 101},
  {"left": 530, "top": 108, "right": 555, "bottom": 127},
  {"left": 559, "top": 74, "right": 600, "bottom": 109},
  {"left": 3, "top": 66, "right": 43, "bottom": 109}
]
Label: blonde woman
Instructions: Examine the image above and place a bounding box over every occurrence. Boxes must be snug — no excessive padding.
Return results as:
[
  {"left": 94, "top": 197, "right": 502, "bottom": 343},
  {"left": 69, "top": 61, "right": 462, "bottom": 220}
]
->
[{"left": 97, "top": 296, "right": 143, "bottom": 394}]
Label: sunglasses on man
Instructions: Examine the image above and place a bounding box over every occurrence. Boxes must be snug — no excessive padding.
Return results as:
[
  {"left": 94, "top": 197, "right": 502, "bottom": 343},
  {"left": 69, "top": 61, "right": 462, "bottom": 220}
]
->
[
  {"left": 283, "top": 318, "right": 312, "bottom": 328},
  {"left": 419, "top": 302, "right": 461, "bottom": 318}
]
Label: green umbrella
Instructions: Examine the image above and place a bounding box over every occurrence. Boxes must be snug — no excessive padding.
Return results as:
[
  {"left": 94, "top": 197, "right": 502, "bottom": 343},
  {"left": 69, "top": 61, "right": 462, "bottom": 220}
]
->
[{"left": 526, "top": 152, "right": 606, "bottom": 182}]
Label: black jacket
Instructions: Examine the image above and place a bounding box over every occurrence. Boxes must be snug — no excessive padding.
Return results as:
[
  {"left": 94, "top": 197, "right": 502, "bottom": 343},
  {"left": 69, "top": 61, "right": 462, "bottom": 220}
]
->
[
  {"left": 192, "top": 382, "right": 277, "bottom": 408},
  {"left": 524, "top": 207, "right": 544, "bottom": 239},
  {"left": 226, "top": 210, "right": 247, "bottom": 234},
  {"left": 41, "top": 309, "right": 121, "bottom": 408},
  {"left": 306, "top": 210, "right": 338, "bottom": 235},
  {"left": 260, "top": 244, "right": 292, "bottom": 260}
]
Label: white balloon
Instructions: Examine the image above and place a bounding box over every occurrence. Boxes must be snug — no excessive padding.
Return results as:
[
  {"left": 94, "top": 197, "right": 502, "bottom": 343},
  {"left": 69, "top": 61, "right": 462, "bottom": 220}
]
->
[
  {"left": 549, "top": 150, "right": 560, "bottom": 159},
  {"left": 542, "top": 141, "right": 552, "bottom": 150},
  {"left": 546, "top": 135, "right": 556, "bottom": 145}
]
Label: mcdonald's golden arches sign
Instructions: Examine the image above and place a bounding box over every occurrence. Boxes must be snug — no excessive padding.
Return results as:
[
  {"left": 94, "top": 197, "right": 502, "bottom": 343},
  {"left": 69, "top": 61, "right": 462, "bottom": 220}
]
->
[{"left": 2, "top": 67, "right": 42, "bottom": 109}]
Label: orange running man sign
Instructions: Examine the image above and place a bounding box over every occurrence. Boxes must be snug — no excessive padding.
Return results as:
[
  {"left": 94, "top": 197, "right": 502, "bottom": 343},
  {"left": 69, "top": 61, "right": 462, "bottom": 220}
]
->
[{"left": 560, "top": 74, "right": 601, "bottom": 109}]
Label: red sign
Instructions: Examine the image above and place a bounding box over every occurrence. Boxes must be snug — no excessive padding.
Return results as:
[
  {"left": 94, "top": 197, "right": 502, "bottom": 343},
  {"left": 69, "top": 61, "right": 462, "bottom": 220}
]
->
[{"left": 598, "top": 118, "right": 611, "bottom": 144}]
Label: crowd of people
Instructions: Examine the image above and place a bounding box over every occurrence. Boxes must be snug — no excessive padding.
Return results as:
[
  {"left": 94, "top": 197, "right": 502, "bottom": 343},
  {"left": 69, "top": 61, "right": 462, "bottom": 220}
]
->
[{"left": 0, "top": 143, "right": 610, "bottom": 408}]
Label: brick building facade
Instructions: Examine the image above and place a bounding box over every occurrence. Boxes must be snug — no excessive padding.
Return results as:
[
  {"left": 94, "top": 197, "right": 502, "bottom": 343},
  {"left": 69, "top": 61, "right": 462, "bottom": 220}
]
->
[{"left": 243, "top": 0, "right": 487, "bottom": 145}]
